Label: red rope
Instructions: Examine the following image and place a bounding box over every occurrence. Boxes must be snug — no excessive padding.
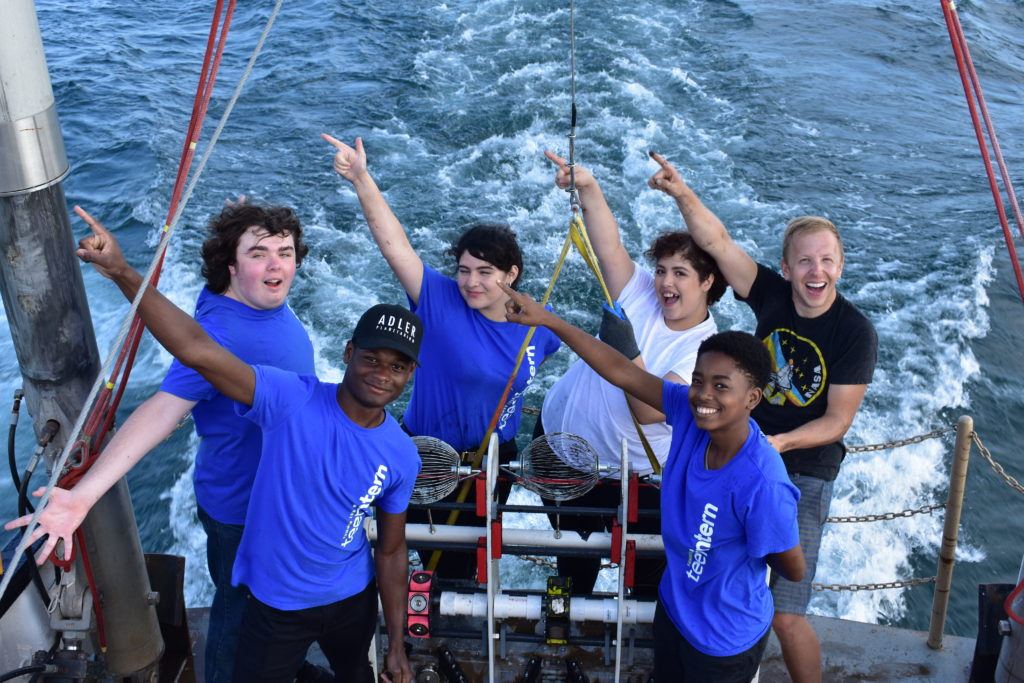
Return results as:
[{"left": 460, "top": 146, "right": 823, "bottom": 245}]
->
[
  {"left": 1006, "top": 578, "right": 1024, "bottom": 627},
  {"left": 52, "top": 0, "right": 239, "bottom": 636},
  {"left": 58, "top": 0, "right": 239, "bottom": 493},
  {"left": 74, "top": 528, "right": 108, "bottom": 651},
  {"left": 940, "top": 0, "right": 1024, "bottom": 305}
]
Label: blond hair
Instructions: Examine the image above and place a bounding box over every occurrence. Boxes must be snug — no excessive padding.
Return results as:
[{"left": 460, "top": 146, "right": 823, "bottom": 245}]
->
[{"left": 782, "top": 216, "right": 844, "bottom": 263}]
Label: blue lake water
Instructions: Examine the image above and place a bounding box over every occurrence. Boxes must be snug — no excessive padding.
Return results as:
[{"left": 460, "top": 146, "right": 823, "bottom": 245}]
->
[{"left": 2, "top": 0, "right": 1023, "bottom": 638}]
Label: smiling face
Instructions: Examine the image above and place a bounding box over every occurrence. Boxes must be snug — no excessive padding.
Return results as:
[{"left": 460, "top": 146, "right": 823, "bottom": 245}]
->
[
  {"left": 653, "top": 252, "right": 713, "bottom": 331},
  {"left": 780, "top": 229, "right": 844, "bottom": 318},
  {"left": 688, "top": 351, "right": 762, "bottom": 434},
  {"left": 223, "top": 226, "right": 297, "bottom": 310},
  {"left": 456, "top": 251, "right": 519, "bottom": 321},
  {"left": 341, "top": 344, "right": 416, "bottom": 414}
]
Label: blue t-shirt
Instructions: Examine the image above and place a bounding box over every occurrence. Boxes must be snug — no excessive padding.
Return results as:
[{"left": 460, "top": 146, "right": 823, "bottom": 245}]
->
[
  {"left": 159, "top": 288, "right": 314, "bottom": 524},
  {"left": 658, "top": 381, "right": 800, "bottom": 657},
  {"left": 233, "top": 366, "right": 420, "bottom": 610},
  {"left": 404, "top": 266, "right": 561, "bottom": 450}
]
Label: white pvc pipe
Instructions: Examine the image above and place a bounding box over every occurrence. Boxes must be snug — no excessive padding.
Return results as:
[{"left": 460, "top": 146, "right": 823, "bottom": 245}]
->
[
  {"left": 615, "top": 441, "right": 630, "bottom": 681},
  {"left": 438, "top": 591, "right": 656, "bottom": 625},
  {"left": 485, "top": 434, "right": 498, "bottom": 683},
  {"left": 386, "top": 523, "right": 665, "bottom": 552}
]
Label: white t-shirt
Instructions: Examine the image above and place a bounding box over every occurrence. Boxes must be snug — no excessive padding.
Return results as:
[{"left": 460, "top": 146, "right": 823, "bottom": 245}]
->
[{"left": 541, "top": 263, "right": 717, "bottom": 476}]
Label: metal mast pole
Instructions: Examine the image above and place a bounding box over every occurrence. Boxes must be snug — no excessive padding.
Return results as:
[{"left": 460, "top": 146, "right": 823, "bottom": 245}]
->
[{"left": 0, "top": 0, "right": 162, "bottom": 675}]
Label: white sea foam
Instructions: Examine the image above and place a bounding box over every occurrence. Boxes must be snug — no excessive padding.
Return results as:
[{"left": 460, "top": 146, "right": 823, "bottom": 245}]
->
[{"left": 3, "top": 1, "right": 1020, "bottom": 634}]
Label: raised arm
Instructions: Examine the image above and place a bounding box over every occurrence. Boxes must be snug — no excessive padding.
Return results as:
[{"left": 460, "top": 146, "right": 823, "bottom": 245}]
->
[
  {"left": 374, "top": 509, "right": 413, "bottom": 683},
  {"left": 74, "top": 207, "right": 255, "bottom": 405},
  {"left": 4, "top": 391, "right": 194, "bottom": 563},
  {"left": 766, "top": 383, "right": 867, "bottom": 454},
  {"left": 500, "top": 283, "right": 664, "bottom": 411},
  {"left": 647, "top": 152, "right": 758, "bottom": 298},
  {"left": 545, "top": 151, "right": 634, "bottom": 298},
  {"left": 323, "top": 134, "right": 424, "bottom": 304}
]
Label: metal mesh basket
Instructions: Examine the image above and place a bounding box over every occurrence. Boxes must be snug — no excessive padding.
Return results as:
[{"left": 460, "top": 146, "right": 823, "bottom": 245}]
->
[
  {"left": 410, "top": 435, "right": 462, "bottom": 504},
  {"left": 511, "top": 432, "right": 601, "bottom": 501}
]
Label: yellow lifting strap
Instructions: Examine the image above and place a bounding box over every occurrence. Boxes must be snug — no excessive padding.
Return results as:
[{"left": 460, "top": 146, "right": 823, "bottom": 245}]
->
[
  {"left": 425, "top": 212, "right": 660, "bottom": 572},
  {"left": 426, "top": 230, "right": 574, "bottom": 572},
  {"left": 566, "top": 212, "right": 662, "bottom": 476}
]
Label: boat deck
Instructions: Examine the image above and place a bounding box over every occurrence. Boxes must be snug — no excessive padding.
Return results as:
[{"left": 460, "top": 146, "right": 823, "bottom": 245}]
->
[
  {"left": 183, "top": 609, "right": 975, "bottom": 681},
  {"left": 758, "top": 615, "right": 974, "bottom": 682}
]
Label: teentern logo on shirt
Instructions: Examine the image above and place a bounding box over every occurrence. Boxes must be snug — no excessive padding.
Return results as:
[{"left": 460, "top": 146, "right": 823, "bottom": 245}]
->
[
  {"left": 341, "top": 464, "right": 388, "bottom": 548},
  {"left": 497, "top": 345, "right": 537, "bottom": 430},
  {"left": 686, "top": 502, "right": 719, "bottom": 583}
]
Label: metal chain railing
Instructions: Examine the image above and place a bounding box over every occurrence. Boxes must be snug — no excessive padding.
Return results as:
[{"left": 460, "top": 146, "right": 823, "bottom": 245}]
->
[
  {"left": 508, "top": 422, "right": 1023, "bottom": 604},
  {"left": 845, "top": 426, "right": 956, "bottom": 453},
  {"left": 826, "top": 502, "right": 946, "bottom": 524},
  {"left": 973, "top": 431, "right": 1024, "bottom": 495},
  {"left": 520, "top": 555, "right": 557, "bottom": 569},
  {"left": 813, "top": 576, "right": 936, "bottom": 592}
]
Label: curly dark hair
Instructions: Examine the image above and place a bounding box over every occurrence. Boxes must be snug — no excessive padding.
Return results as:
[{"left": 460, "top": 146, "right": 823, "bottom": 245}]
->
[
  {"left": 201, "top": 203, "right": 308, "bottom": 294},
  {"left": 697, "top": 331, "right": 772, "bottom": 390},
  {"left": 446, "top": 223, "right": 524, "bottom": 289},
  {"left": 644, "top": 231, "right": 726, "bottom": 306}
]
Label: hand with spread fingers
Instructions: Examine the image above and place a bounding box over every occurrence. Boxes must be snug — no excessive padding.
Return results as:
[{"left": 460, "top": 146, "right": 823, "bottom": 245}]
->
[
  {"left": 73, "top": 205, "right": 132, "bottom": 281},
  {"left": 544, "top": 149, "right": 595, "bottom": 191},
  {"left": 4, "top": 485, "right": 86, "bottom": 565},
  {"left": 322, "top": 133, "right": 368, "bottom": 183},
  {"left": 647, "top": 151, "right": 691, "bottom": 199}
]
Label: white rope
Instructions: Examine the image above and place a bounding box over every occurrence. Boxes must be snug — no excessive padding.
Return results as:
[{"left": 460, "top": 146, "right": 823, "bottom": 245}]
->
[{"left": 0, "top": 0, "right": 286, "bottom": 603}]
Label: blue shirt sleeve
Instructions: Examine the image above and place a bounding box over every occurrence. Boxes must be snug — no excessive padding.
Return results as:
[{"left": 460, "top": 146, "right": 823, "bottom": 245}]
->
[
  {"left": 160, "top": 322, "right": 235, "bottom": 401},
  {"left": 743, "top": 479, "right": 800, "bottom": 559},
  {"left": 239, "top": 365, "right": 312, "bottom": 432},
  {"left": 662, "top": 380, "right": 694, "bottom": 431}
]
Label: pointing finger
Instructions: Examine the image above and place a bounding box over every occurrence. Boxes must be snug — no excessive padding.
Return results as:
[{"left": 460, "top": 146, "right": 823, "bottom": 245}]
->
[
  {"left": 648, "top": 151, "right": 672, "bottom": 169},
  {"left": 73, "top": 206, "right": 110, "bottom": 238},
  {"left": 321, "top": 132, "right": 349, "bottom": 151},
  {"left": 543, "top": 150, "right": 568, "bottom": 168}
]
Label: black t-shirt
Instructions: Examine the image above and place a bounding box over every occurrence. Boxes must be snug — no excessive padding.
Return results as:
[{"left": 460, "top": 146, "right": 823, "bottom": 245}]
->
[{"left": 738, "top": 264, "right": 878, "bottom": 481}]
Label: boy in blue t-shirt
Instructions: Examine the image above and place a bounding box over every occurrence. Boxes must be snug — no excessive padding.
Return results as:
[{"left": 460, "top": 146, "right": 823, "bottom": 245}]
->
[
  {"left": 502, "top": 283, "right": 805, "bottom": 683},
  {"left": 70, "top": 216, "right": 423, "bottom": 683}
]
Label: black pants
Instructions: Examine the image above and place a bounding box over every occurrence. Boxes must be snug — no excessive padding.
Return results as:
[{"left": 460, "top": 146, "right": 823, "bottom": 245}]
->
[
  {"left": 405, "top": 436, "right": 518, "bottom": 581},
  {"left": 653, "top": 603, "right": 769, "bottom": 682},
  {"left": 232, "top": 581, "right": 377, "bottom": 683},
  {"left": 535, "top": 413, "right": 665, "bottom": 596}
]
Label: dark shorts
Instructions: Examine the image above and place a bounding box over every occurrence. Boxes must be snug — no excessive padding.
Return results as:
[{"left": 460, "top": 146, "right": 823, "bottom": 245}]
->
[
  {"left": 770, "top": 474, "right": 833, "bottom": 615},
  {"left": 653, "top": 602, "right": 769, "bottom": 682}
]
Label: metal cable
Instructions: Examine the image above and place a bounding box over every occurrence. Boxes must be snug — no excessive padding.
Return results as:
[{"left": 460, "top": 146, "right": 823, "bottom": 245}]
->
[{"left": 566, "top": 0, "right": 580, "bottom": 211}]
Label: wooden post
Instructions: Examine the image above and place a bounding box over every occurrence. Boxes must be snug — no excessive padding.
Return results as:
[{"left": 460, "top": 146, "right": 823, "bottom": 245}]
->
[{"left": 927, "top": 414, "right": 973, "bottom": 649}]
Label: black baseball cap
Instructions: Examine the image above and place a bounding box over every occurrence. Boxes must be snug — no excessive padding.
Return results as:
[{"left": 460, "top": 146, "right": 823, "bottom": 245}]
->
[{"left": 351, "top": 304, "right": 423, "bottom": 364}]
